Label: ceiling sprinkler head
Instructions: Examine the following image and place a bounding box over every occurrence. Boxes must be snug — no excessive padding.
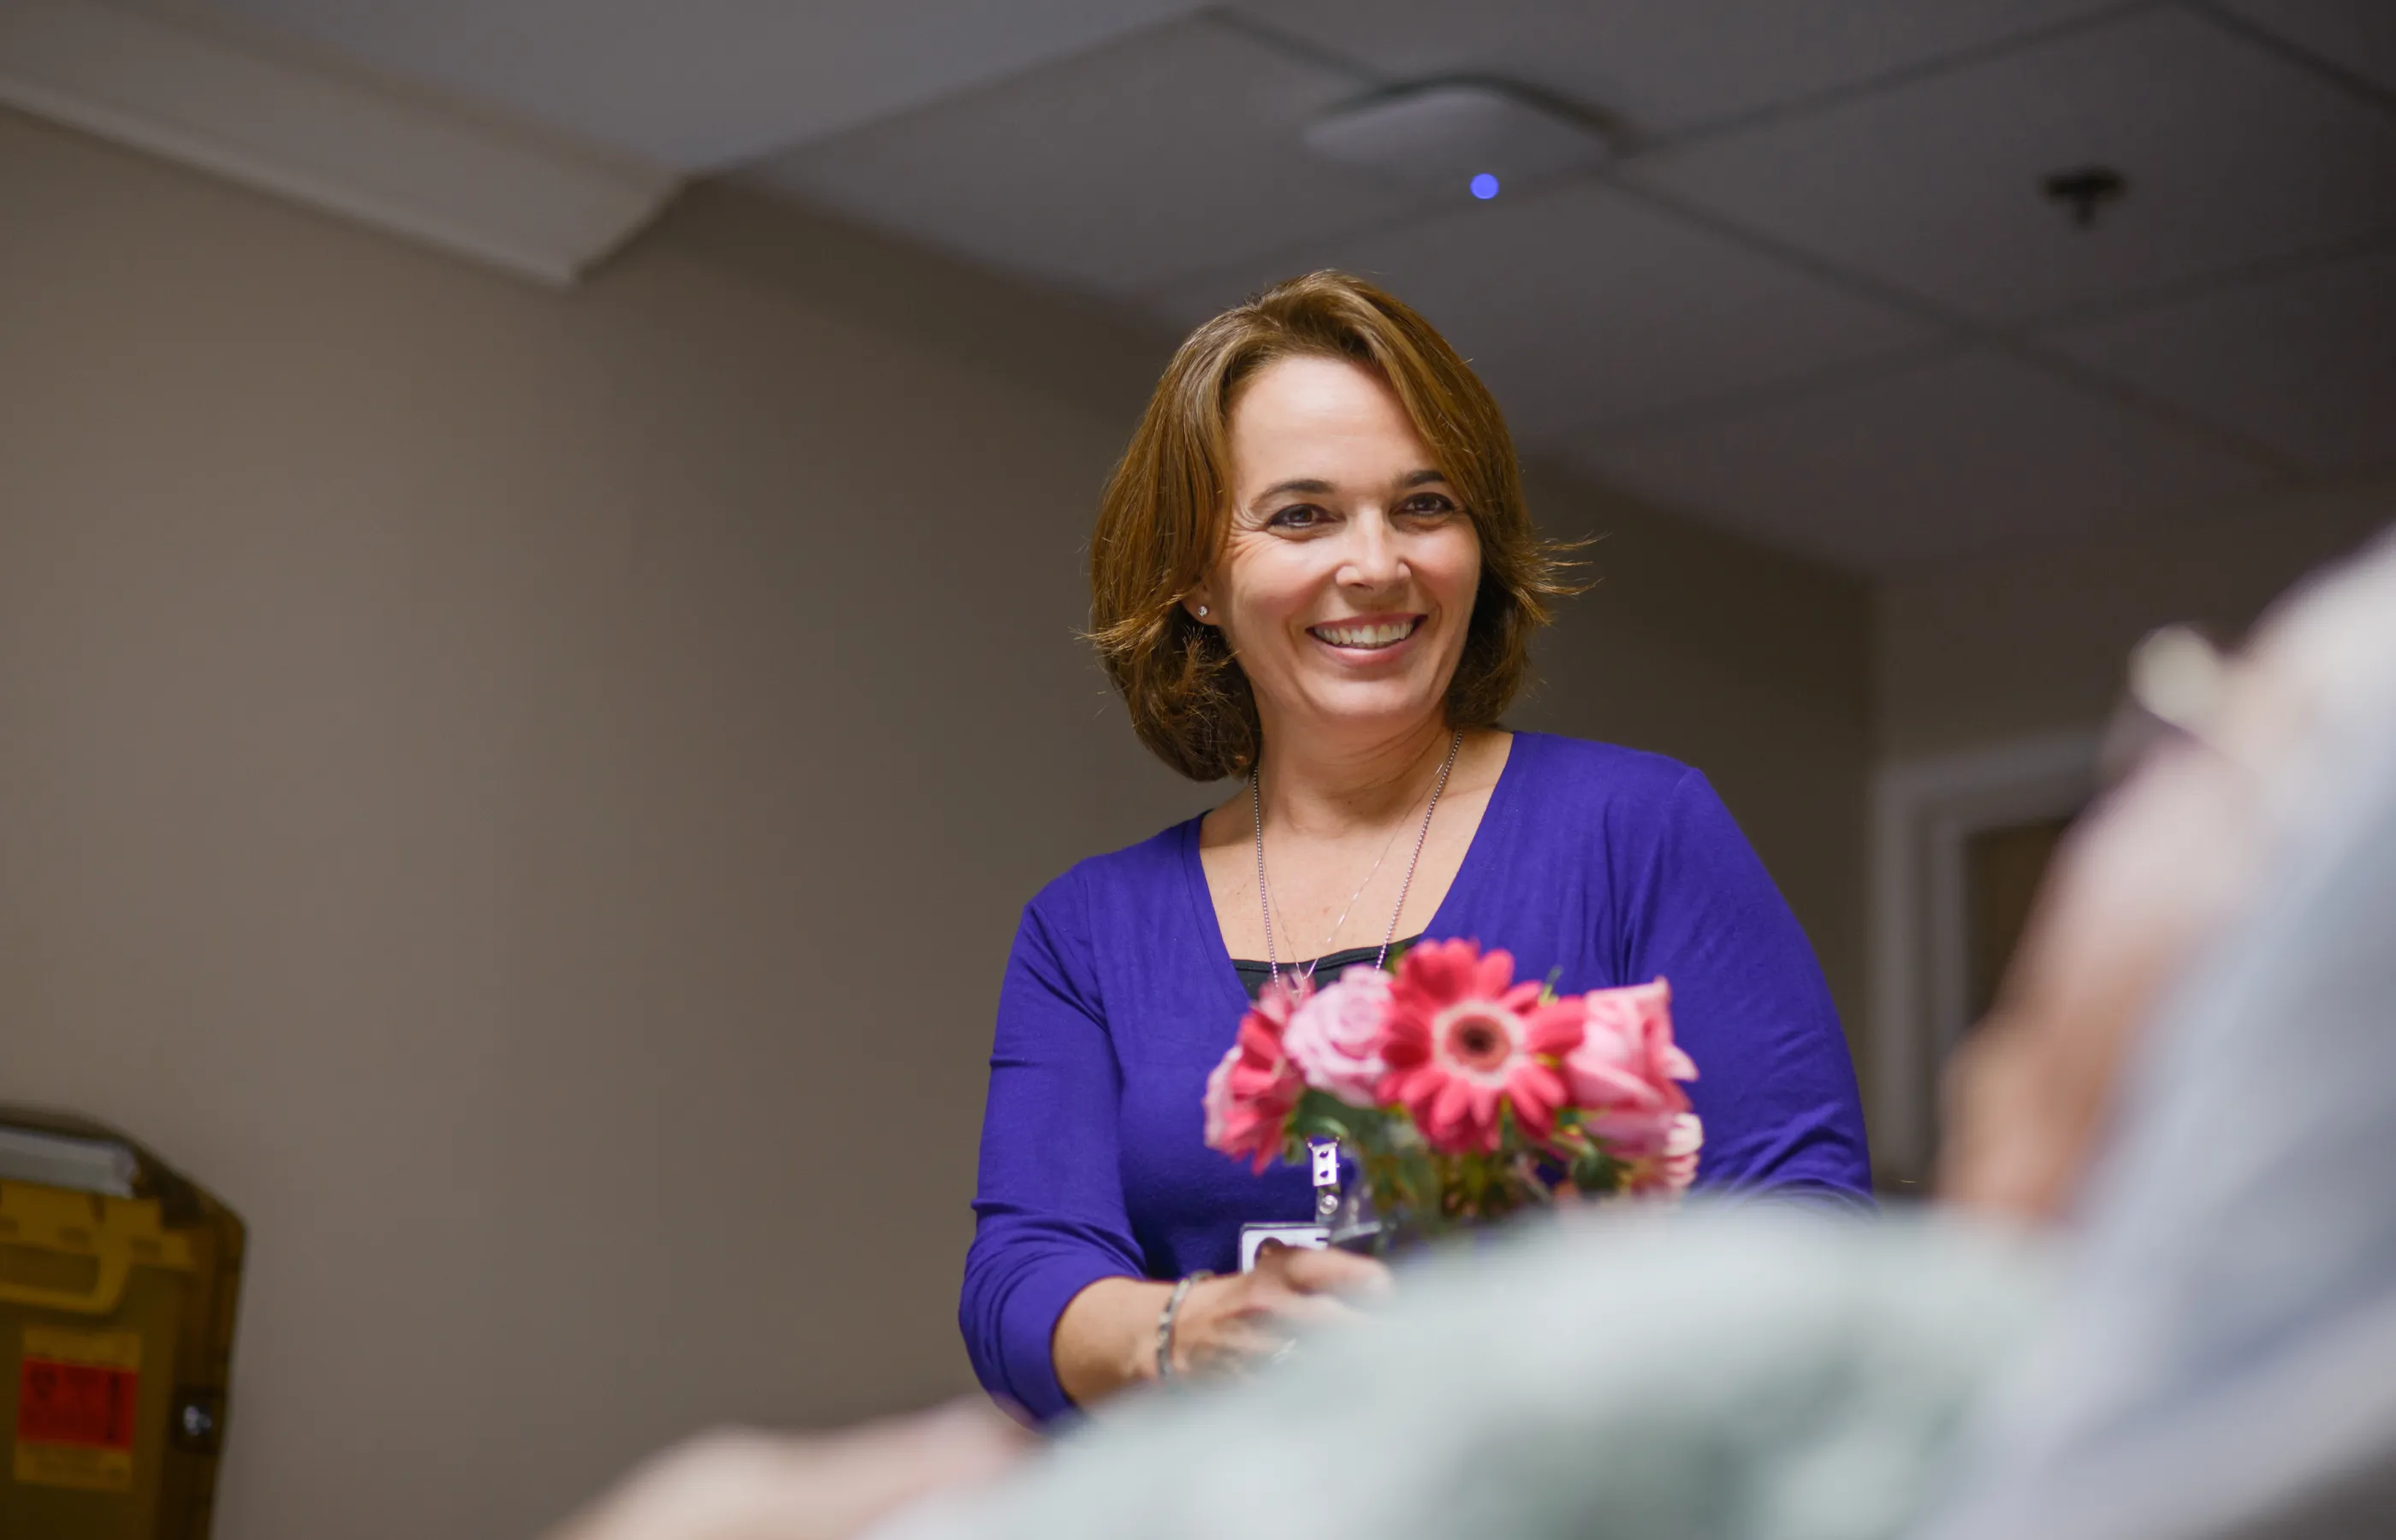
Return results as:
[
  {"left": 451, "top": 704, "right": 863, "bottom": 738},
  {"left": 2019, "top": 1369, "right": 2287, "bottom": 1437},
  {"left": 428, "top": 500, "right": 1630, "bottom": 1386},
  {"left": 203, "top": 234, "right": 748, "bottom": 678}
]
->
[{"left": 2043, "top": 166, "right": 2127, "bottom": 228}]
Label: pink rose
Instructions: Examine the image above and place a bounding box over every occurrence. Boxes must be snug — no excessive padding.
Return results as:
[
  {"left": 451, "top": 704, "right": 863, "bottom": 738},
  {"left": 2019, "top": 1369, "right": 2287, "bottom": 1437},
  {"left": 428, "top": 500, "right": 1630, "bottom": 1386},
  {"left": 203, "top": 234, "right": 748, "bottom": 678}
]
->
[
  {"left": 1283, "top": 965, "right": 1395, "bottom": 1106},
  {"left": 1563, "top": 978, "right": 1696, "bottom": 1159},
  {"left": 1626, "top": 1112, "right": 1704, "bottom": 1199},
  {"left": 1202, "top": 977, "right": 1308, "bottom": 1171}
]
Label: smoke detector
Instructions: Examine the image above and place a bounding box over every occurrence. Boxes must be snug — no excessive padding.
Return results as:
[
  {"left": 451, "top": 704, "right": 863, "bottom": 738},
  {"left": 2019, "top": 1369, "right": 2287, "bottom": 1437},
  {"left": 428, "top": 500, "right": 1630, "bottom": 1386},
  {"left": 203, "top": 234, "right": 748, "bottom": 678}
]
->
[{"left": 1302, "top": 80, "right": 1614, "bottom": 201}]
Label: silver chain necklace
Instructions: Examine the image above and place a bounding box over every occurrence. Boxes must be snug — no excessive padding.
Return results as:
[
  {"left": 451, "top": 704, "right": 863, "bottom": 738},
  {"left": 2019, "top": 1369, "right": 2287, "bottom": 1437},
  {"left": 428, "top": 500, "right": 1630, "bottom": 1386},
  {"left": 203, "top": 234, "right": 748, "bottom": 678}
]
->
[{"left": 1254, "top": 728, "right": 1465, "bottom": 991}]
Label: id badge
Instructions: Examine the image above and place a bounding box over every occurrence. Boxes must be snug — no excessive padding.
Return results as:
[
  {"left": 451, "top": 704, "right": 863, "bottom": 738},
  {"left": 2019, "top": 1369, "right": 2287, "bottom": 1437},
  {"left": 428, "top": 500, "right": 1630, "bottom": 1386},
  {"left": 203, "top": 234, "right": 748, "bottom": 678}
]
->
[{"left": 1238, "top": 1223, "right": 1328, "bottom": 1271}]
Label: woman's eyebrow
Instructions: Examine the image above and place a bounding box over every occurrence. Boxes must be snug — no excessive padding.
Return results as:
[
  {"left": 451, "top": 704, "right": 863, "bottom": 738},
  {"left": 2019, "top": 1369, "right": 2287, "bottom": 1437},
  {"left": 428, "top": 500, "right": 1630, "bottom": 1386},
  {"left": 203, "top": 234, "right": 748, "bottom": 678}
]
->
[
  {"left": 1253, "top": 477, "right": 1334, "bottom": 503},
  {"left": 1249, "top": 469, "right": 1448, "bottom": 505}
]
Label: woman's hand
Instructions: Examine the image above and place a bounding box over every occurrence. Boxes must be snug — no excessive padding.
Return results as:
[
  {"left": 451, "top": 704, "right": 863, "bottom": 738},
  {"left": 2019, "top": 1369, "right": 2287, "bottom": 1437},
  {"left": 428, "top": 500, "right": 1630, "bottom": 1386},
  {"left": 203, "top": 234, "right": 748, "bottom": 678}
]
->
[
  {"left": 1168, "top": 1241, "right": 1393, "bottom": 1375},
  {"left": 1053, "top": 1244, "right": 1393, "bottom": 1407}
]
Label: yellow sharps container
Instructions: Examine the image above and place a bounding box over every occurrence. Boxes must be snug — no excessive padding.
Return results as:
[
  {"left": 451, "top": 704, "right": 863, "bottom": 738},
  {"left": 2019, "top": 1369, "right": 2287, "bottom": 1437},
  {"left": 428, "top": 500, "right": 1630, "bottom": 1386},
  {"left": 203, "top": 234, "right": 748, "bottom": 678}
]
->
[{"left": 0, "top": 1107, "right": 244, "bottom": 1539}]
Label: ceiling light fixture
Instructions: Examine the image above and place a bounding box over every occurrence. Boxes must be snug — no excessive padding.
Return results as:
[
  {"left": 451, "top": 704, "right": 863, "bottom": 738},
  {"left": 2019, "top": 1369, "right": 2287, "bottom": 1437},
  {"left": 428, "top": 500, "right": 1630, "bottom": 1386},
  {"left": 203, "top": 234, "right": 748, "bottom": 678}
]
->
[{"left": 1302, "top": 81, "right": 1613, "bottom": 201}]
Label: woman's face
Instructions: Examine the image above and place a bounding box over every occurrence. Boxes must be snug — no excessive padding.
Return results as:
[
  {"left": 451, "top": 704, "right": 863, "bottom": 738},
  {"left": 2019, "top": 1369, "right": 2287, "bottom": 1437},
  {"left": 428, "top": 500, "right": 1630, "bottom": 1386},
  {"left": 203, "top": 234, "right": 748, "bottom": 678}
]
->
[{"left": 1191, "top": 355, "right": 1483, "bottom": 749}]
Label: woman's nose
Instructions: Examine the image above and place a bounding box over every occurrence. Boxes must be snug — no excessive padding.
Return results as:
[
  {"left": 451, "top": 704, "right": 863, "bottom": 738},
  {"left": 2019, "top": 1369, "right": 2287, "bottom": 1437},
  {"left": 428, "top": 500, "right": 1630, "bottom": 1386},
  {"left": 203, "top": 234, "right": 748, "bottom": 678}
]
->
[{"left": 1338, "top": 511, "right": 1408, "bottom": 589}]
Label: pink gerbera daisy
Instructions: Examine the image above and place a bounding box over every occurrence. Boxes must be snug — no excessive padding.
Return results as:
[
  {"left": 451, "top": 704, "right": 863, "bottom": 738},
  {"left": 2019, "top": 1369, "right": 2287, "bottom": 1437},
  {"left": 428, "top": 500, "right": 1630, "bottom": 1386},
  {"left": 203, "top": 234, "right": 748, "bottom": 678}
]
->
[{"left": 1379, "top": 939, "right": 1584, "bottom": 1153}]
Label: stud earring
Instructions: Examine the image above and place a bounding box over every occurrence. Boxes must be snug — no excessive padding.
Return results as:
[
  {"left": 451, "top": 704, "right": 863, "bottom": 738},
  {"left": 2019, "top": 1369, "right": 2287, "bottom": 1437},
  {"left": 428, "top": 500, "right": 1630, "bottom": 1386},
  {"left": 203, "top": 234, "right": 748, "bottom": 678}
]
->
[{"left": 1197, "top": 605, "right": 1209, "bottom": 618}]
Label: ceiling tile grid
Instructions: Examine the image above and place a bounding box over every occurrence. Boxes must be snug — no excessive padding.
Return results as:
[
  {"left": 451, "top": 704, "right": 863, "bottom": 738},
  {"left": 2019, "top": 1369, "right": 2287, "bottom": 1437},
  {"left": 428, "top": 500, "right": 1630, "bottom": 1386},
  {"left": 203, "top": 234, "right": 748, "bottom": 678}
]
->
[
  {"left": 2038, "top": 238, "right": 2396, "bottom": 476},
  {"left": 2211, "top": 0, "right": 2396, "bottom": 100},
  {"left": 151, "top": 0, "right": 2396, "bottom": 572},
  {"left": 1226, "top": 0, "right": 2128, "bottom": 141},
  {"left": 1567, "top": 349, "right": 2289, "bottom": 570},
  {"left": 1150, "top": 179, "right": 1945, "bottom": 443},
  {"left": 141, "top": 0, "right": 1208, "bottom": 168},
  {"left": 1623, "top": 6, "right": 2396, "bottom": 324},
  {"left": 742, "top": 15, "right": 1432, "bottom": 299}
]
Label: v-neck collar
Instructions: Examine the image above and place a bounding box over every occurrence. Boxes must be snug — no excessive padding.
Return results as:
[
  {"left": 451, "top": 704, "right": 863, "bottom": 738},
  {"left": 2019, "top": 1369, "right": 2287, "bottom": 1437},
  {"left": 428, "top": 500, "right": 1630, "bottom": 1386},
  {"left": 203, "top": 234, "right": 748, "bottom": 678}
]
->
[{"left": 1177, "top": 732, "right": 1532, "bottom": 1019}]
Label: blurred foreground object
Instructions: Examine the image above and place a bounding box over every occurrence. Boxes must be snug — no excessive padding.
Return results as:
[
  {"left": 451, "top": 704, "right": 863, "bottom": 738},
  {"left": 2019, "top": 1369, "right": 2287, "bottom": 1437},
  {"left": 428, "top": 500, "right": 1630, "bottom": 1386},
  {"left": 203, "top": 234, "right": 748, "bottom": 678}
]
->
[
  {"left": 0, "top": 1108, "right": 245, "bottom": 1539},
  {"left": 544, "top": 1402, "right": 1025, "bottom": 1540},
  {"left": 880, "top": 1206, "right": 2043, "bottom": 1540},
  {"left": 1941, "top": 530, "right": 2396, "bottom": 1224},
  {"left": 1923, "top": 533, "right": 2396, "bottom": 1540}
]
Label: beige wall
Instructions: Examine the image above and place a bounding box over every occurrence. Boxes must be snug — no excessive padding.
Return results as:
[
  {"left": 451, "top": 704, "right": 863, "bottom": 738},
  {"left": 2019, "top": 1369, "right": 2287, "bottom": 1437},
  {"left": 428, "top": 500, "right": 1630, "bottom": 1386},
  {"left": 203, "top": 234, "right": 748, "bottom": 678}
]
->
[
  {"left": 0, "top": 107, "right": 1871, "bottom": 1540},
  {"left": 1877, "top": 477, "right": 2396, "bottom": 760}
]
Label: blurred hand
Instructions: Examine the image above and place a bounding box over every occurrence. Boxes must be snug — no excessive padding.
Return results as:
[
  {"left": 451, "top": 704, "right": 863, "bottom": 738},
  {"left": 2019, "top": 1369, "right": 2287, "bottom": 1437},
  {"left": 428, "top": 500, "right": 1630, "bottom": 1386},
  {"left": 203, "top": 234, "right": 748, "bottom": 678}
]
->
[
  {"left": 1169, "top": 1241, "right": 1393, "bottom": 1373},
  {"left": 1939, "top": 737, "right": 2257, "bottom": 1223},
  {"left": 543, "top": 1400, "right": 1026, "bottom": 1540}
]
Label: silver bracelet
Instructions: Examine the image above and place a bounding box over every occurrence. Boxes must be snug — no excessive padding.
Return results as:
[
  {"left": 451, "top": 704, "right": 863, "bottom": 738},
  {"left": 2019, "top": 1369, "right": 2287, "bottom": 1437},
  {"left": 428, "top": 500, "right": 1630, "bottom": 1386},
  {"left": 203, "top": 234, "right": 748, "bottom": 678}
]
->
[{"left": 1155, "top": 1270, "right": 1213, "bottom": 1381}]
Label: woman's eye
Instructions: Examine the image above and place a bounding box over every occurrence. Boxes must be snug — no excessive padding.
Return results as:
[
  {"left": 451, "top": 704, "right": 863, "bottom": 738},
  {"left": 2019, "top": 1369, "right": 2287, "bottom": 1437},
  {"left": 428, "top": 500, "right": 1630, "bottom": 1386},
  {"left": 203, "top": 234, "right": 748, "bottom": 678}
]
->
[
  {"left": 1267, "top": 504, "right": 1326, "bottom": 530},
  {"left": 1399, "top": 494, "right": 1458, "bottom": 517}
]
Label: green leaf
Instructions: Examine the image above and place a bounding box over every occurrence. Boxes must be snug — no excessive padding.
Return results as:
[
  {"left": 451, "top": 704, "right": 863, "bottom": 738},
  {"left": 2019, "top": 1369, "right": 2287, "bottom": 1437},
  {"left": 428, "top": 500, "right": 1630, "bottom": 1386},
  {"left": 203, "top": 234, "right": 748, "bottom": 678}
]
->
[
  {"left": 1286, "top": 1088, "right": 1403, "bottom": 1152},
  {"left": 1569, "top": 1145, "right": 1627, "bottom": 1196}
]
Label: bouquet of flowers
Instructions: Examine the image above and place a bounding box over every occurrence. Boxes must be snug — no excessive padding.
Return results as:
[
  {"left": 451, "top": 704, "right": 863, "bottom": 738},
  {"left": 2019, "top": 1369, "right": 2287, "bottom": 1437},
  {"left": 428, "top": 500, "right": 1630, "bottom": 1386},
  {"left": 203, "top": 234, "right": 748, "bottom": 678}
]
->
[{"left": 1203, "top": 939, "right": 1701, "bottom": 1247}]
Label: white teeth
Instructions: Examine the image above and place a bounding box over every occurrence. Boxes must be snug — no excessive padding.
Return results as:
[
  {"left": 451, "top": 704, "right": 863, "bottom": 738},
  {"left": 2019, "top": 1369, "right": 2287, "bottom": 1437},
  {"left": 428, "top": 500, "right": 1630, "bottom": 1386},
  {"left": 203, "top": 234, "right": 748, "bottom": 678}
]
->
[{"left": 1312, "top": 619, "right": 1418, "bottom": 648}]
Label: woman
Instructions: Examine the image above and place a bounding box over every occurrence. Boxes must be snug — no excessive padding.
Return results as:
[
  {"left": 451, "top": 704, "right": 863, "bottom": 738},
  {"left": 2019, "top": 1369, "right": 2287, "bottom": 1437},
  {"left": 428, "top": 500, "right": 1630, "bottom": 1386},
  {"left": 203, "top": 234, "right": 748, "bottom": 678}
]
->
[{"left": 961, "top": 272, "right": 1870, "bottom": 1424}]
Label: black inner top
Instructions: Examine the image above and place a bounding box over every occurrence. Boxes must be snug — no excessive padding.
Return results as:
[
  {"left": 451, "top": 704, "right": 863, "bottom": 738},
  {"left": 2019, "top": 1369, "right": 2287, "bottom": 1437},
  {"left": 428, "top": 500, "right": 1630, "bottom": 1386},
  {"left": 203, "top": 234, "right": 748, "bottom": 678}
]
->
[{"left": 1231, "top": 937, "right": 1422, "bottom": 1001}]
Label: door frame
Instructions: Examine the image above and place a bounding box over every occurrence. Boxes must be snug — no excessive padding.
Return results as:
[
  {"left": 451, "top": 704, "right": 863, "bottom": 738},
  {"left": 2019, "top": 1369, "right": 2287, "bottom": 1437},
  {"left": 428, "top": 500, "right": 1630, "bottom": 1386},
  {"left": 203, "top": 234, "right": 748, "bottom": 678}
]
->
[{"left": 1868, "top": 730, "right": 2101, "bottom": 1187}]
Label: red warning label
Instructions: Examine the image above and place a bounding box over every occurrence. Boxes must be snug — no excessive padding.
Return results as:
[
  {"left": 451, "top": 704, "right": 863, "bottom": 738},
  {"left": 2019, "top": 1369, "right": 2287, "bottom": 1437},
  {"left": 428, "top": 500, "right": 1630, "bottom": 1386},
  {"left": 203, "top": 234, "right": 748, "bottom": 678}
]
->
[
  {"left": 20, "top": 1357, "right": 138, "bottom": 1449},
  {"left": 16, "top": 1326, "right": 141, "bottom": 1490}
]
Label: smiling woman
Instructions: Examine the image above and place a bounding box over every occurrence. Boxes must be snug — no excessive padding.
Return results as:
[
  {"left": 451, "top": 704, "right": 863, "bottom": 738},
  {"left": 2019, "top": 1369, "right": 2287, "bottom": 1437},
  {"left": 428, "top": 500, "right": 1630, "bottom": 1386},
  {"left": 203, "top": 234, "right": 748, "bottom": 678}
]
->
[
  {"left": 1090, "top": 272, "right": 1565, "bottom": 785},
  {"left": 960, "top": 272, "right": 1872, "bottom": 1425}
]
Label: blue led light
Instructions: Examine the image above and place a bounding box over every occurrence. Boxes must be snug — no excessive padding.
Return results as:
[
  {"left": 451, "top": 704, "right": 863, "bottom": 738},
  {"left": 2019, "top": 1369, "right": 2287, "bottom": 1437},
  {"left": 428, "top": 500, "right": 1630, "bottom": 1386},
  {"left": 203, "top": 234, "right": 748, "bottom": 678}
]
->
[{"left": 1469, "top": 173, "right": 1500, "bottom": 200}]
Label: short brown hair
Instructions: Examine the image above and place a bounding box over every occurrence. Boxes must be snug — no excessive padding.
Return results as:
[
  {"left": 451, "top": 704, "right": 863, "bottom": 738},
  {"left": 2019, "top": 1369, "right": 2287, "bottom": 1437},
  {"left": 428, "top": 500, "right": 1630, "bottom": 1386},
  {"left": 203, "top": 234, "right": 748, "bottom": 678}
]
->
[{"left": 1089, "top": 270, "right": 1575, "bottom": 782}]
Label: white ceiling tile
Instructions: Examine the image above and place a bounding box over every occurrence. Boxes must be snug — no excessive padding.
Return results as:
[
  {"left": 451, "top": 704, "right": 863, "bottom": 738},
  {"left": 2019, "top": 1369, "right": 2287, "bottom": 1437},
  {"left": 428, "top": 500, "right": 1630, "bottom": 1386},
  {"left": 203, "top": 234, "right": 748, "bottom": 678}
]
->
[
  {"left": 1568, "top": 352, "right": 2286, "bottom": 572},
  {"left": 1628, "top": 9, "right": 2396, "bottom": 323},
  {"left": 151, "top": 0, "right": 1207, "bottom": 168},
  {"left": 1231, "top": 0, "right": 2122, "bottom": 138},
  {"left": 122, "top": 0, "right": 2382, "bottom": 578},
  {"left": 1148, "top": 181, "right": 1941, "bottom": 444},
  {"left": 2215, "top": 0, "right": 2396, "bottom": 98},
  {"left": 741, "top": 15, "right": 1428, "bottom": 298},
  {"left": 2041, "top": 241, "right": 2396, "bottom": 475}
]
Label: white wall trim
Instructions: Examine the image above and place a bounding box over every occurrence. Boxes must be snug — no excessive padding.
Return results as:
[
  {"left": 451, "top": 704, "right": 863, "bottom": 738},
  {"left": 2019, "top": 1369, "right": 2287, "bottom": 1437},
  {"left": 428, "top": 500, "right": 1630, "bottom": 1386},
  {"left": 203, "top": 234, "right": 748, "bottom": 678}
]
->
[
  {"left": 0, "top": 0, "right": 681, "bottom": 285},
  {"left": 1869, "top": 730, "right": 2102, "bottom": 1184}
]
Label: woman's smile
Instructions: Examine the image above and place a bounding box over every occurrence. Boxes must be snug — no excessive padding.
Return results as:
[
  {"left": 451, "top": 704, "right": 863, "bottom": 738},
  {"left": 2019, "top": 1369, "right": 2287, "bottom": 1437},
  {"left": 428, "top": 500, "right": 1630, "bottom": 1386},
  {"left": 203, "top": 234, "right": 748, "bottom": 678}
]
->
[{"left": 1308, "top": 613, "right": 1424, "bottom": 655}]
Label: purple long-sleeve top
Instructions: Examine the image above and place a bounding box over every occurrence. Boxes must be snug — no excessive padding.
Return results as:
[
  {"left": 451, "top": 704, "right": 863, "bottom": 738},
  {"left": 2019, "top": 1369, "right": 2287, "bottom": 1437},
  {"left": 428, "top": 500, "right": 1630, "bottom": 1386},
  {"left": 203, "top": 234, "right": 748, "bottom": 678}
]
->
[{"left": 960, "top": 732, "right": 1871, "bottom": 1423}]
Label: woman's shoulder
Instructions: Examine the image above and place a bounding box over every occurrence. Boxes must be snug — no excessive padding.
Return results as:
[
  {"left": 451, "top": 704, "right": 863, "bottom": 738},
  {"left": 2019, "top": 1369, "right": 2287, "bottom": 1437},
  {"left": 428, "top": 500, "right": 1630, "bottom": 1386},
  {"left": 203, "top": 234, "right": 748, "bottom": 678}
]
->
[
  {"left": 1508, "top": 731, "right": 1705, "bottom": 820},
  {"left": 1019, "top": 814, "right": 1204, "bottom": 930},
  {"left": 1503, "top": 734, "right": 1766, "bottom": 887}
]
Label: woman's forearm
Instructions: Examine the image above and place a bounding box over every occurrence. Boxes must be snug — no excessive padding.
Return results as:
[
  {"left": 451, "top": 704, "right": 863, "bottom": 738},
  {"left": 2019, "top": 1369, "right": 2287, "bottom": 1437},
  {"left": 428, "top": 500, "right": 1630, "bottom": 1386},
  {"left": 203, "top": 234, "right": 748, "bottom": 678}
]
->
[{"left": 1053, "top": 1276, "right": 1173, "bottom": 1408}]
